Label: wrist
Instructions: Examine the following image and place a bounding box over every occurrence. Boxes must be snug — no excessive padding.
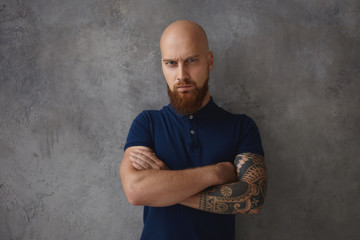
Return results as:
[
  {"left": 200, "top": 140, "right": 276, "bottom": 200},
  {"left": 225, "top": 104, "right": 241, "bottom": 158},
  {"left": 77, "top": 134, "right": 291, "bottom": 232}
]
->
[
  {"left": 213, "top": 162, "right": 237, "bottom": 185},
  {"left": 205, "top": 164, "right": 224, "bottom": 186}
]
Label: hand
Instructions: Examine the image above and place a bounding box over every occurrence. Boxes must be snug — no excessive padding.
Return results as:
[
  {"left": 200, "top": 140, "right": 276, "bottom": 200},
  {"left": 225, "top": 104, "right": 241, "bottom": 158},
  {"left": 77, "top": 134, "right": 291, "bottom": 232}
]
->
[
  {"left": 130, "top": 149, "right": 169, "bottom": 171},
  {"left": 215, "top": 162, "right": 237, "bottom": 185}
]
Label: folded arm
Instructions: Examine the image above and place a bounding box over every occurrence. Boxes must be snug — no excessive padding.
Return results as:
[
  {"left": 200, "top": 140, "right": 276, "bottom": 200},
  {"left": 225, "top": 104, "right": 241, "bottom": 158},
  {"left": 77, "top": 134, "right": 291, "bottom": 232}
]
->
[
  {"left": 119, "top": 146, "right": 236, "bottom": 207},
  {"left": 181, "top": 153, "right": 268, "bottom": 214}
]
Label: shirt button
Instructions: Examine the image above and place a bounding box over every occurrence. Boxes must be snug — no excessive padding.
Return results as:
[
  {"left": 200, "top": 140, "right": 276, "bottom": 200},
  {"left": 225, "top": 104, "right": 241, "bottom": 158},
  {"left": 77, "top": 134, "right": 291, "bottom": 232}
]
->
[
  {"left": 189, "top": 115, "right": 193, "bottom": 120},
  {"left": 190, "top": 130, "right": 195, "bottom": 135}
]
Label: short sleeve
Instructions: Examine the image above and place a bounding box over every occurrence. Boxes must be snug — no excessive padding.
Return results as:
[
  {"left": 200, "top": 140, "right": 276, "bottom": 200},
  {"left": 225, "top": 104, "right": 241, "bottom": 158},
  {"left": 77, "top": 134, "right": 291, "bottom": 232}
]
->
[
  {"left": 236, "top": 115, "right": 264, "bottom": 156},
  {"left": 124, "top": 111, "right": 153, "bottom": 151}
]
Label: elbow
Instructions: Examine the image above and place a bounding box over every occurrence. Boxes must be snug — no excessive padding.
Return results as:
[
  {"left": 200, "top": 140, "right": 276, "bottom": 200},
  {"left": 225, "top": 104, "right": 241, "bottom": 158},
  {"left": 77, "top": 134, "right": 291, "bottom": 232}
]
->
[
  {"left": 247, "top": 197, "right": 265, "bottom": 215},
  {"left": 124, "top": 183, "right": 167, "bottom": 207},
  {"left": 126, "top": 193, "right": 142, "bottom": 206},
  {"left": 123, "top": 182, "right": 146, "bottom": 206},
  {"left": 232, "top": 196, "right": 265, "bottom": 215},
  {"left": 248, "top": 206, "right": 262, "bottom": 214},
  {"left": 128, "top": 198, "right": 143, "bottom": 206},
  {"left": 121, "top": 170, "right": 148, "bottom": 206}
]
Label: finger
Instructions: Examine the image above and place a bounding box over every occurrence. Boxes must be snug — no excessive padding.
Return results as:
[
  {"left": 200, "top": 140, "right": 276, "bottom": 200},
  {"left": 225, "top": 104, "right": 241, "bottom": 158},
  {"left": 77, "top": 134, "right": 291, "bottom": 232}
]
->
[
  {"left": 131, "top": 151, "right": 160, "bottom": 169},
  {"left": 130, "top": 155, "right": 153, "bottom": 169},
  {"left": 134, "top": 150, "right": 164, "bottom": 167},
  {"left": 134, "top": 149, "right": 156, "bottom": 158},
  {"left": 138, "top": 151, "right": 169, "bottom": 170},
  {"left": 130, "top": 152, "right": 157, "bottom": 168},
  {"left": 131, "top": 161, "right": 145, "bottom": 170}
]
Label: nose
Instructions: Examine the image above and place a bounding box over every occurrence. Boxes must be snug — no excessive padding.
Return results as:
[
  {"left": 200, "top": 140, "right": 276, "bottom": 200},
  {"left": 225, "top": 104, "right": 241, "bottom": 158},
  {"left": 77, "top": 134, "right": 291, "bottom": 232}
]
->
[{"left": 176, "top": 63, "right": 189, "bottom": 82}]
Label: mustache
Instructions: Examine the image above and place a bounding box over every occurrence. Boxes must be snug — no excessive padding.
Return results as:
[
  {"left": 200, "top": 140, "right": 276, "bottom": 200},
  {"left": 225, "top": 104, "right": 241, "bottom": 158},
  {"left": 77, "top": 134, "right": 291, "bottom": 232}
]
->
[{"left": 175, "top": 80, "right": 196, "bottom": 87}]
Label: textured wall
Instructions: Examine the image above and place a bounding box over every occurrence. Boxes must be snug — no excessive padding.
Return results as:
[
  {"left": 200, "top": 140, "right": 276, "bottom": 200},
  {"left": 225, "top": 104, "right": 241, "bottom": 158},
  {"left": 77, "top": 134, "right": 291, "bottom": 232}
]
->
[{"left": 1, "top": 0, "right": 359, "bottom": 239}]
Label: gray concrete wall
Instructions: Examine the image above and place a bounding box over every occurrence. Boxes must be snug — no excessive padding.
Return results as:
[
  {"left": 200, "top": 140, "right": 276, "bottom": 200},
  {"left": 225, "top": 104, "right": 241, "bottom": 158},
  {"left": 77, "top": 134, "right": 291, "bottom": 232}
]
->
[{"left": 1, "top": 0, "right": 359, "bottom": 239}]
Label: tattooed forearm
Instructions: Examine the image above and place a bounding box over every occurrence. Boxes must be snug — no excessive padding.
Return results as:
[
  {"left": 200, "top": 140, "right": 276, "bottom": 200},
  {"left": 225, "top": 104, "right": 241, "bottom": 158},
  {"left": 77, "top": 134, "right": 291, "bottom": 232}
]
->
[{"left": 199, "top": 153, "right": 268, "bottom": 214}]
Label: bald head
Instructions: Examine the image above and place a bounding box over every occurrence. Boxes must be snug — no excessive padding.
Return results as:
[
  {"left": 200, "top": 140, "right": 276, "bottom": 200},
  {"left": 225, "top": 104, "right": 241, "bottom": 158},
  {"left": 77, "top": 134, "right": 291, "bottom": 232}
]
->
[{"left": 160, "top": 20, "right": 210, "bottom": 56}]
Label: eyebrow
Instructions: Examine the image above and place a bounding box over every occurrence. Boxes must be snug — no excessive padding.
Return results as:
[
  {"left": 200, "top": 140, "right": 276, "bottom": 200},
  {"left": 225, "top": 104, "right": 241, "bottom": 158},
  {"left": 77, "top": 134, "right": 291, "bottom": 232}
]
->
[{"left": 162, "top": 55, "right": 200, "bottom": 62}]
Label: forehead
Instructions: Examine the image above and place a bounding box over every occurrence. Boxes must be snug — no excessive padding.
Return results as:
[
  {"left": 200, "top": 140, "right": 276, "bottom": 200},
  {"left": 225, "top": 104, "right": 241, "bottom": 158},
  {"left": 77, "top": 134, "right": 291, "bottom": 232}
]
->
[
  {"left": 162, "top": 40, "right": 199, "bottom": 58},
  {"left": 161, "top": 35, "right": 207, "bottom": 59}
]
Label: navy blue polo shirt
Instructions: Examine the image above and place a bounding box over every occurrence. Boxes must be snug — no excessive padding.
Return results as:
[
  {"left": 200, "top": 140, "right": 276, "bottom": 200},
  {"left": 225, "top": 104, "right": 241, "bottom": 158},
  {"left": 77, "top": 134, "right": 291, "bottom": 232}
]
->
[{"left": 124, "top": 97, "right": 264, "bottom": 240}]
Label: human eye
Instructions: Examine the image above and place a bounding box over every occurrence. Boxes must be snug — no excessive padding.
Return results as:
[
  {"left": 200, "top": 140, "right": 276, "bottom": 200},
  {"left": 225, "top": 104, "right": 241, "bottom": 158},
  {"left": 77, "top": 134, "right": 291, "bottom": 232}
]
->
[
  {"left": 165, "top": 61, "right": 177, "bottom": 67},
  {"left": 186, "top": 58, "right": 197, "bottom": 63}
]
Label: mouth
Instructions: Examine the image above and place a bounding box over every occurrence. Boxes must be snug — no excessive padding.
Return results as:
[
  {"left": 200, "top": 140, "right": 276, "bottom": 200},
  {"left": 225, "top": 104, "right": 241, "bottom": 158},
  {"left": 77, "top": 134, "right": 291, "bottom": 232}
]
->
[{"left": 176, "top": 85, "right": 194, "bottom": 92}]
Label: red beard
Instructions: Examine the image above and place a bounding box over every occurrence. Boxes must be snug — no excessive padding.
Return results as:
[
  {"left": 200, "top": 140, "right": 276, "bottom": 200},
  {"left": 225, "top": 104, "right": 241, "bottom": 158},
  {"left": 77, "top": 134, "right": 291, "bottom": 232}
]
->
[{"left": 167, "top": 78, "right": 209, "bottom": 115}]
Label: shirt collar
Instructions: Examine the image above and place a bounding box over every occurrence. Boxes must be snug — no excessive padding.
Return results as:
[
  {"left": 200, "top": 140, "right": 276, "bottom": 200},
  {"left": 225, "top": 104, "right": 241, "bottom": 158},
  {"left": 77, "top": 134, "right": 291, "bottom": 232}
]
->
[{"left": 168, "top": 97, "right": 219, "bottom": 120}]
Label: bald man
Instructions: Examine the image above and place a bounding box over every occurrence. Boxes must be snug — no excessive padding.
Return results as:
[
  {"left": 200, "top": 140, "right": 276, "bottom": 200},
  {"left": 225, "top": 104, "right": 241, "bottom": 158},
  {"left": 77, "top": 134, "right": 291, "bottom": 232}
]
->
[{"left": 120, "top": 20, "right": 267, "bottom": 240}]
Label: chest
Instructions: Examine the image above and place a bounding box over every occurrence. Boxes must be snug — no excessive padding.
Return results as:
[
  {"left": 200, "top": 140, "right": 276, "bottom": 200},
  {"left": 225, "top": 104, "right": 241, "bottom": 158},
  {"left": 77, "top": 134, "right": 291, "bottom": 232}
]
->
[{"left": 152, "top": 116, "right": 239, "bottom": 170}]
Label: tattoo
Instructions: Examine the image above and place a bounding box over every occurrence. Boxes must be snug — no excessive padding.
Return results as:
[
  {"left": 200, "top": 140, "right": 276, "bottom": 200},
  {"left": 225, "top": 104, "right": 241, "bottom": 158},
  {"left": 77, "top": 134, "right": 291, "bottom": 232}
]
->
[{"left": 199, "top": 153, "right": 268, "bottom": 214}]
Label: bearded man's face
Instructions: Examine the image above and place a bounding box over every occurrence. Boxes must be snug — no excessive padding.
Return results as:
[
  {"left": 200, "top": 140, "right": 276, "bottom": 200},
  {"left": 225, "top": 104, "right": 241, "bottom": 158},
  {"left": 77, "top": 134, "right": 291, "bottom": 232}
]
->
[
  {"left": 167, "top": 78, "right": 209, "bottom": 115},
  {"left": 160, "top": 21, "right": 214, "bottom": 115}
]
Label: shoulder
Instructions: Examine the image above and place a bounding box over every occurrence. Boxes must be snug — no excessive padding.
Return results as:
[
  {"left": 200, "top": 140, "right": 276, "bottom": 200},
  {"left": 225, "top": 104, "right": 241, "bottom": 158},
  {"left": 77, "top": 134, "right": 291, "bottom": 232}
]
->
[
  {"left": 215, "top": 105, "right": 255, "bottom": 125},
  {"left": 231, "top": 113, "right": 259, "bottom": 132},
  {"left": 133, "top": 105, "right": 172, "bottom": 123},
  {"left": 215, "top": 106, "right": 261, "bottom": 135},
  {"left": 236, "top": 114, "right": 257, "bottom": 126},
  {"left": 136, "top": 109, "right": 159, "bottom": 119}
]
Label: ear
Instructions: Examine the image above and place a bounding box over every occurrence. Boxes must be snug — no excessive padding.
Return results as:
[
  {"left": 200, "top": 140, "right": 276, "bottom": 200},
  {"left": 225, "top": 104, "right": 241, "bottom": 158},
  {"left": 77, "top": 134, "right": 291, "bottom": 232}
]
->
[{"left": 208, "top": 51, "right": 214, "bottom": 71}]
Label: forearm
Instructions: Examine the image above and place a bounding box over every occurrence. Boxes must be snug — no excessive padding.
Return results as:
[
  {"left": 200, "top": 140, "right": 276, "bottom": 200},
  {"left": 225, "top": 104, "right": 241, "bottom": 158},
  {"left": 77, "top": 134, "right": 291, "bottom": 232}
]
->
[
  {"left": 181, "top": 152, "right": 268, "bottom": 214},
  {"left": 180, "top": 181, "right": 264, "bottom": 214},
  {"left": 122, "top": 163, "right": 222, "bottom": 207},
  {"left": 121, "top": 147, "right": 237, "bottom": 207}
]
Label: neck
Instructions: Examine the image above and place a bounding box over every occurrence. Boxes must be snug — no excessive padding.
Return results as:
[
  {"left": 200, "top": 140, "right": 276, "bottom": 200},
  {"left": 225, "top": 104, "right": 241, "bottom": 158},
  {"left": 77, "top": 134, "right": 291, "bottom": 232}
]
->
[{"left": 201, "top": 92, "right": 211, "bottom": 108}]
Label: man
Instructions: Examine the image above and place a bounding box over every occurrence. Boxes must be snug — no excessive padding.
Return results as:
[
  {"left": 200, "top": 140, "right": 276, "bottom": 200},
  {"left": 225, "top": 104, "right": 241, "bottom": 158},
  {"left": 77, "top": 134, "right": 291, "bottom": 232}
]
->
[{"left": 120, "top": 20, "right": 267, "bottom": 240}]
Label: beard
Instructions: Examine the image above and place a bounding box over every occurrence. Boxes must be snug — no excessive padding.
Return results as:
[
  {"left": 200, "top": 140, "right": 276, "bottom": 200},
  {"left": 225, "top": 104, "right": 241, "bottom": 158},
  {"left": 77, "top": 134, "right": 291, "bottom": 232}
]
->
[{"left": 167, "top": 78, "right": 209, "bottom": 115}]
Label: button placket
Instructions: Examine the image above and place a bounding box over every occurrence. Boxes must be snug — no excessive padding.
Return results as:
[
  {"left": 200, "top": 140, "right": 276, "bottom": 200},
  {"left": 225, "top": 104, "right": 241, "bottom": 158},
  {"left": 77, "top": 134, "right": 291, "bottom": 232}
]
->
[
  {"left": 188, "top": 114, "right": 198, "bottom": 151},
  {"left": 189, "top": 115, "right": 195, "bottom": 135}
]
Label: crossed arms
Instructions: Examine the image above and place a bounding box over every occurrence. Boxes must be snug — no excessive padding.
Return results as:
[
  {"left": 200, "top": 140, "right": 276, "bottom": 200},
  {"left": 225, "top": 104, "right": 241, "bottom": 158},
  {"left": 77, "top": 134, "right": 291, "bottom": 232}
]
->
[{"left": 120, "top": 146, "right": 268, "bottom": 214}]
